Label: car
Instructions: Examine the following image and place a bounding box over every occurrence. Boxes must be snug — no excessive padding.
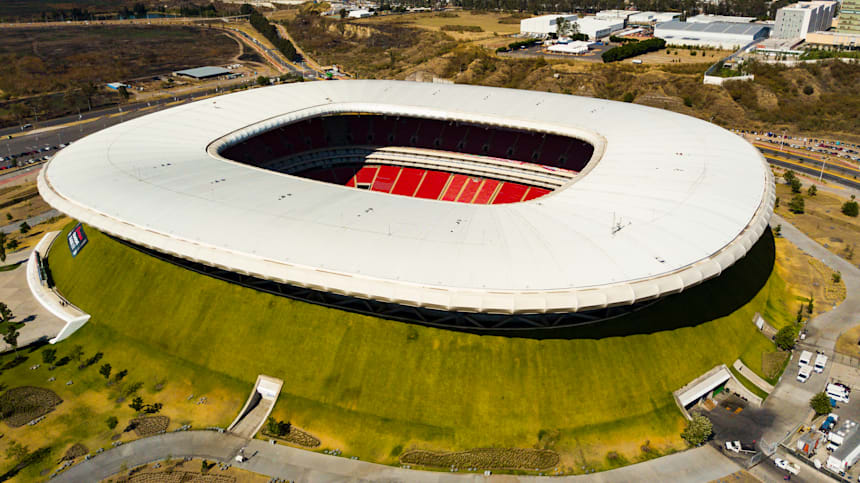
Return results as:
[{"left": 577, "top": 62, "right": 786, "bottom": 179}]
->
[
  {"left": 775, "top": 457, "right": 800, "bottom": 475},
  {"left": 725, "top": 441, "right": 741, "bottom": 452}
]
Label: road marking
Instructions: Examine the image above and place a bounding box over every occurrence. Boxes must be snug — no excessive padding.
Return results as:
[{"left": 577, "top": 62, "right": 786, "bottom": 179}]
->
[{"left": 764, "top": 154, "right": 859, "bottom": 185}]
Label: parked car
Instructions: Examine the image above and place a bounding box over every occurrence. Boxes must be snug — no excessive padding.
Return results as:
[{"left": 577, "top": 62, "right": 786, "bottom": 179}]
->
[{"left": 775, "top": 457, "right": 800, "bottom": 475}]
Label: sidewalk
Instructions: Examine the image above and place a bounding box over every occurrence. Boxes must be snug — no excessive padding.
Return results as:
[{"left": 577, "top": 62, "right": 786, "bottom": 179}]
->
[
  {"left": 733, "top": 359, "right": 775, "bottom": 393},
  {"left": 0, "top": 247, "right": 65, "bottom": 351}
]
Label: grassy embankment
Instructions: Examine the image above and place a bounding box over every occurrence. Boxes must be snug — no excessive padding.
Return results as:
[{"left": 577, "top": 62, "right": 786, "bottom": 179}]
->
[{"left": 19, "top": 221, "right": 793, "bottom": 476}]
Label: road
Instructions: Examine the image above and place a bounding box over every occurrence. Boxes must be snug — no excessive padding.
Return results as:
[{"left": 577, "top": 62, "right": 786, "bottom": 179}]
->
[
  {"left": 760, "top": 146, "right": 860, "bottom": 190},
  {"left": 54, "top": 430, "right": 742, "bottom": 482}
]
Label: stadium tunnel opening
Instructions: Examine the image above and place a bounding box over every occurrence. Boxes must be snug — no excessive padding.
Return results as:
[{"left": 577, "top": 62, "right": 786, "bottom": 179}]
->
[{"left": 218, "top": 113, "right": 595, "bottom": 204}]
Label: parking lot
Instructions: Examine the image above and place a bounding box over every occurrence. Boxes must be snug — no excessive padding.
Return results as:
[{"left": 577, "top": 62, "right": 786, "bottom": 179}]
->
[{"left": 501, "top": 42, "right": 614, "bottom": 63}]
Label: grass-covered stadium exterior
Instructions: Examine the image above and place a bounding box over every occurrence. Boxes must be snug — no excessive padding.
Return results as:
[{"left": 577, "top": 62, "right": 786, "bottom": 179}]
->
[{"left": 38, "top": 80, "right": 774, "bottom": 328}]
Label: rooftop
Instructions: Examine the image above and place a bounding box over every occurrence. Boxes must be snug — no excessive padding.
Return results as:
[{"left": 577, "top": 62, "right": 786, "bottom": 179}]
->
[
  {"left": 656, "top": 20, "right": 770, "bottom": 35},
  {"left": 174, "top": 66, "right": 232, "bottom": 79}
]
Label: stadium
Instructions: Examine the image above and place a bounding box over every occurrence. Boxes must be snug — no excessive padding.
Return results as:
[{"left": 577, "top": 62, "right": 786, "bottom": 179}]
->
[{"left": 38, "top": 80, "right": 774, "bottom": 331}]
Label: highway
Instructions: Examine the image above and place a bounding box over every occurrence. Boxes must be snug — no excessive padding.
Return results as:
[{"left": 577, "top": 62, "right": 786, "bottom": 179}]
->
[{"left": 758, "top": 145, "right": 860, "bottom": 190}]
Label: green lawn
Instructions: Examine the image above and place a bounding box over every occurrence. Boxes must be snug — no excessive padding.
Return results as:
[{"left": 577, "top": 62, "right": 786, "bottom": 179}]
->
[{"left": 40, "top": 223, "right": 791, "bottom": 472}]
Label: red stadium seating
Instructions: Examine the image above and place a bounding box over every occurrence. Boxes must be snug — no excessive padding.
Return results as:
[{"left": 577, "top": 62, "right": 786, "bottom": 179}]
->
[
  {"left": 441, "top": 174, "right": 468, "bottom": 201},
  {"left": 390, "top": 167, "right": 424, "bottom": 196},
  {"left": 372, "top": 165, "right": 400, "bottom": 193},
  {"left": 493, "top": 183, "right": 530, "bottom": 204},
  {"left": 473, "top": 179, "right": 499, "bottom": 204},
  {"left": 414, "top": 171, "right": 450, "bottom": 200},
  {"left": 456, "top": 177, "right": 482, "bottom": 203},
  {"left": 523, "top": 187, "right": 550, "bottom": 201},
  {"left": 354, "top": 166, "right": 379, "bottom": 186}
]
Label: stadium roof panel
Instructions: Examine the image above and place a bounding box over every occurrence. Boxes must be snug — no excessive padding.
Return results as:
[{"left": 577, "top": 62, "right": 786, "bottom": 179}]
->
[{"left": 39, "top": 80, "right": 774, "bottom": 314}]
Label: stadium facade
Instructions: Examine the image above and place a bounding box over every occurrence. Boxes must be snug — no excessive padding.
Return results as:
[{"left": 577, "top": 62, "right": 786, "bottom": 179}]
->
[{"left": 39, "top": 80, "right": 774, "bottom": 330}]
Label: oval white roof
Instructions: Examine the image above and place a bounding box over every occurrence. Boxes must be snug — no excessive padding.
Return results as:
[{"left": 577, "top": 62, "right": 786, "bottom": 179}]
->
[{"left": 39, "top": 80, "right": 774, "bottom": 314}]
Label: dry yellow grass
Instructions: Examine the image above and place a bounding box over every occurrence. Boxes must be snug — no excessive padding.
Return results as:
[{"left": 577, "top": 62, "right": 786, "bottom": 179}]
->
[
  {"left": 773, "top": 173, "right": 860, "bottom": 263},
  {"left": 836, "top": 326, "right": 860, "bottom": 358},
  {"left": 358, "top": 11, "right": 520, "bottom": 41},
  {"left": 636, "top": 47, "right": 730, "bottom": 65},
  {"left": 773, "top": 236, "right": 846, "bottom": 316}
]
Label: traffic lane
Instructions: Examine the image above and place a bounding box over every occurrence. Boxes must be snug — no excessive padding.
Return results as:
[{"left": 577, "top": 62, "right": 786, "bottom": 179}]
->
[
  {"left": 759, "top": 145, "right": 859, "bottom": 172},
  {"left": 767, "top": 157, "right": 860, "bottom": 190}
]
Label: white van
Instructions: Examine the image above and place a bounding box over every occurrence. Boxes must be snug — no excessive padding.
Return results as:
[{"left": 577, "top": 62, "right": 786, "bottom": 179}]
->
[
  {"left": 797, "top": 365, "right": 812, "bottom": 383},
  {"left": 826, "top": 383, "right": 850, "bottom": 404},
  {"left": 814, "top": 354, "right": 828, "bottom": 373},
  {"left": 799, "top": 350, "right": 813, "bottom": 367}
]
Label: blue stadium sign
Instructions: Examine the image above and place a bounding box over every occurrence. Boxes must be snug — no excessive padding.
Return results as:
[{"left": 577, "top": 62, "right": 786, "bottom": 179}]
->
[{"left": 67, "top": 224, "right": 88, "bottom": 258}]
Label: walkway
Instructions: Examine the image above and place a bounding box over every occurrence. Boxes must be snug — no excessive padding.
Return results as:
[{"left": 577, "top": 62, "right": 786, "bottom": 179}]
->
[
  {"left": 0, "top": 247, "right": 65, "bottom": 351},
  {"left": 0, "top": 208, "right": 60, "bottom": 235},
  {"left": 772, "top": 214, "right": 860, "bottom": 352},
  {"left": 733, "top": 359, "right": 775, "bottom": 393},
  {"left": 54, "top": 430, "right": 740, "bottom": 483}
]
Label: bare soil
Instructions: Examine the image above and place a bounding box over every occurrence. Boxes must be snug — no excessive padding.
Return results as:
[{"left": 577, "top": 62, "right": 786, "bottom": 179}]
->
[{"left": 0, "top": 386, "right": 62, "bottom": 427}]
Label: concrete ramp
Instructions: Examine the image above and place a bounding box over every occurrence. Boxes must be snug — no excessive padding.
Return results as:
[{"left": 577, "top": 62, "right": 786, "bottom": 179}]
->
[{"left": 228, "top": 375, "right": 283, "bottom": 439}]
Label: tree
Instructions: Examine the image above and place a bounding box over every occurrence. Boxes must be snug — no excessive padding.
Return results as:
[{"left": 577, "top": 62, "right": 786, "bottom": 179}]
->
[
  {"left": 773, "top": 224, "right": 781, "bottom": 236},
  {"left": 106, "top": 416, "right": 118, "bottom": 430},
  {"left": 18, "top": 222, "right": 30, "bottom": 234},
  {"left": 0, "top": 232, "right": 6, "bottom": 262},
  {"left": 775, "top": 197, "right": 780, "bottom": 208},
  {"left": 129, "top": 396, "right": 144, "bottom": 412},
  {"left": 239, "top": 4, "right": 255, "bottom": 15},
  {"left": 2, "top": 327, "right": 19, "bottom": 354},
  {"left": 811, "top": 392, "right": 832, "bottom": 415},
  {"left": 114, "top": 369, "right": 128, "bottom": 382},
  {"left": 681, "top": 414, "right": 712, "bottom": 446},
  {"left": 6, "top": 240, "right": 18, "bottom": 251},
  {"left": 339, "top": 8, "right": 347, "bottom": 18},
  {"left": 5, "top": 213, "right": 11, "bottom": 221},
  {"left": 807, "top": 297, "right": 814, "bottom": 314},
  {"left": 0, "top": 302, "right": 12, "bottom": 322},
  {"left": 775, "top": 325, "right": 798, "bottom": 350},
  {"left": 41, "top": 348, "right": 56, "bottom": 364},
  {"left": 256, "top": 76, "right": 270, "bottom": 86},
  {"left": 783, "top": 169, "right": 796, "bottom": 185},
  {"left": 803, "top": 85, "right": 814, "bottom": 95},
  {"left": 807, "top": 185, "right": 817, "bottom": 196},
  {"left": 842, "top": 195, "right": 859, "bottom": 217},
  {"left": 99, "top": 363, "right": 112, "bottom": 379},
  {"left": 80, "top": 82, "right": 97, "bottom": 111},
  {"left": 117, "top": 85, "right": 130, "bottom": 101},
  {"left": 143, "top": 402, "right": 162, "bottom": 414},
  {"left": 4, "top": 440, "right": 28, "bottom": 461},
  {"left": 788, "top": 194, "right": 805, "bottom": 214},
  {"left": 132, "top": 2, "right": 147, "bottom": 18},
  {"left": 833, "top": 271, "right": 842, "bottom": 283},
  {"left": 790, "top": 177, "right": 802, "bottom": 193}
]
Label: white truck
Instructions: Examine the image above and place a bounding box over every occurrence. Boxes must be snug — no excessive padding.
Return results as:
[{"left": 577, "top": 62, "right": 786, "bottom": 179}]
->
[
  {"left": 814, "top": 353, "right": 828, "bottom": 373},
  {"left": 827, "top": 383, "right": 850, "bottom": 404},
  {"left": 775, "top": 457, "right": 800, "bottom": 475},
  {"left": 799, "top": 350, "right": 813, "bottom": 367},
  {"left": 797, "top": 364, "right": 812, "bottom": 383}
]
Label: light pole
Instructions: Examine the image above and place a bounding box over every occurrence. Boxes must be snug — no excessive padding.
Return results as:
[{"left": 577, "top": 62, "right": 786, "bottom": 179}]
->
[
  {"left": 819, "top": 157, "right": 828, "bottom": 182},
  {"left": 780, "top": 129, "right": 787, "bottom": 152}
]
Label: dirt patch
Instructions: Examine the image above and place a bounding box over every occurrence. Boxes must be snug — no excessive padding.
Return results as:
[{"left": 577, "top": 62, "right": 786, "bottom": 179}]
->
[
  {"left": 0, "top": 386, "right": 62, "bottom": 427},
  {"left": 62, "top": 443, "right": 88, "bottom": 461},
  {"left": 129, "top": 415, "right": 170, "bottom": 437},
  {"left": 125, "top": 472, "right": 235, "bottom": 482},
  {"left": 400, "top": 447, "right": 559, "bottom": 470},
  {"left": 262, "top": 426, "right": 321, "bottom": 448}
]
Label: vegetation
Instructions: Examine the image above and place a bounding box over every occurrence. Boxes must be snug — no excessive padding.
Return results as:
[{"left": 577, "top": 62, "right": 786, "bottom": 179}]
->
[
  {"left": 42, "top": 222, "right": 793, "bottom": 469},
  {"left": 602, "top": 38, "right": 666, "bottom": 63},
  {"left": 810, "top": 392, "right": 832, "bottom": 415},
  {"left": 0, "top": 387, "right": 63, "bottom": 427},
  {"left": 250, "top": 10, "right": 299, "bottom": 61},
  {"left": 441, "top": 24, "right": 483, "bottom": 32},
  {"left": 843, "top": 195, "right": 859, "bottom": 217},
  {"left": 788, "top": 195, "right": 805, "bottom": 214},
  {"left": 497, "top": 39, "right": 539, "bottom": 53},
  {"left": 680, "top": 415, "right": 712, "bottom": 446},
  {"left": 800, "top": 49, "right": 860, "bottom": 61},
  {"left": 400, "top": 447, "right": 559, "bottom": 470},
  {"left": 774, "top": 325, "right": 799, "bottom": 350}
]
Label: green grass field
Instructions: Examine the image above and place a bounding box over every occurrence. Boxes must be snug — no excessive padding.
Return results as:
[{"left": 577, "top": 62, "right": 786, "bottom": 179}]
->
[{"left": 39, "top": 223, "right": 791, "bottom": 472}]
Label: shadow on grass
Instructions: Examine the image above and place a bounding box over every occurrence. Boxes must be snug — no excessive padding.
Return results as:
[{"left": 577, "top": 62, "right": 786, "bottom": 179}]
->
[{"left": 524, "top": 229, "right": 776, "bottom": 340}]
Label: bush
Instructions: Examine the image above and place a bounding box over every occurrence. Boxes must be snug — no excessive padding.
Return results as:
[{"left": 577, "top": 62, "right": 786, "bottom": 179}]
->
[
  {"left": 602, "top": 38, "right": 665, "bottom": 63},
  {"left": 440, "top": 25, "right": 483, "bottom": 32},
  {"left": 783, "top": 170, "right": 796, "bottom": 184},
  {"left": 811, "top": 392, "right": 832, "bottom": 414},
  {"left": 790, "top": 177, "right": 802, "bottom": 193},
  {"left": 622, "top": 92, "right": 635, "bottom": 103},
  {"left": 106, "top": 416, "right": 118, "bottom": 430},
  {"left": 788, "top": 195, "right": 805, "bottom": 214},
  {"left": 249, "top": 11, "right": 299, "bottom": 61},
  {"left": 803, "top": 85, "right": 814, "bottom": 95},
  {"left": 18, "top": 222, "right": 30, "bottom": 234},
  {"left": 683, "top": 96, "right": 693, "bottom": 107},
  {"left": 41, "top": 349, "right": 56, "bottom": 364},
  {"left": 833, "top": 271, "right": 842, "bottom": 283},
  {"left": 775, "top": 325, "right": 799, "bottom": 350},
  {"left": 6, "top": 240, "right": 18, "bottom": 250},
  {"left": 681, "top": 415, "right": 712, "bottom": 446},
  {"left": 842, "top": 196, "right": 859, "bottom": 217},
  {"left": 807, "top": 185, "right": 817, "bottom": 196}
]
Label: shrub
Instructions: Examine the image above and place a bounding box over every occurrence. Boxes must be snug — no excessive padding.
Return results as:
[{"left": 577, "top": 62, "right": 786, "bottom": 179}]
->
[
  {"left": 788, "top": 194, "right": 805, "bottom": 214},
  {"left": 106, "top": 416, "right": 118, "bottom": 430},
  {"left": 790, "top": 177, "right": 802, "bottom": 193},
  {"left": 623, "top": 92, "right": 635, "bottom": 103},
  {"left": 5, "top": 240, "right": 18, "bottom": 250},
  {"left": 810, "top": 392, "right": 832, "bottom": 414},
  {"left": 683, "top": 96, "right": 693, "bottom": 107},
  {"left": 681, "top": 415, "right": 712, "bottom": 446},
  {"left": 807, "top": 185, "right": 817, "bottom": 196},
  {"left": 803, "top": 85, "right": 814, "bottom": 95},
  {"left": 775, "top": 325, "right": 799, "bottom": 350},
  {"left": 773, "top": 224, "right": 781, "bottom": 236},
  {"left": 783, "top": 170, "right": 796, "bottom": 184},
  {"left": 602, "top": 38, "right": 665, "bottom": 63},
  {"left": 842, "top": 195, "right": 859, "bottom": 217},
  {"left": 833, "top": 271, "right": 842, "bottom": 283},
  {"left": 41, "top": 349, "right": 56, "bottom": 364},
  {"left": 249, "top": 11, "right": 299, "bottom": 61},
  {"left": 18, "top": 222, "right": 30, "bottom": 234},
  {"left": 440, "top": 25, "right": 483, "bottom": 32}
]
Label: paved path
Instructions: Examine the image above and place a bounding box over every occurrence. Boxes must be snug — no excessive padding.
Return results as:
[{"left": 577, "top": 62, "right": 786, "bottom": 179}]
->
[
  {"left": 55, "top": 431, "right": 740, "bottom": 482},
  {"left": 772, "top": 214, "right": 860, "bottom": 351},
  {"left": 0, "top": 208, "right": 60, "bottom": 235},
  {"left": 0, "top": 247, "right": 65, "bottom": 351},
  {"left": 733, "top": 359, "right": 775, "bottom": 393}
]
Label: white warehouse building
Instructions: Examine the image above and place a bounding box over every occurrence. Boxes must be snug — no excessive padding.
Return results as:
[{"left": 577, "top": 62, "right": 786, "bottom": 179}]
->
[
  {"left": 520, "top": 14, "right": 578, "bottom": 35},
  {"left": 520, "top": 15, "right": 624, "bottom": 39},
  {"left": 628, "top": 11, "right": 681, "bottom": 25},
  {"left": 686, "top": 14, "right": 756, "bottom": 24},
  {"left": 773, "top": 1, "right": 838, "bottom": 39},
  {"left": 655, "top": 21, "right": 770, "bottom": 49}
]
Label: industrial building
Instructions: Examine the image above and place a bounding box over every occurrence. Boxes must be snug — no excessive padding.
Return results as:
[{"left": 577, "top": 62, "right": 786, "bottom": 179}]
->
[
  {"left": 828, "top": 420, "right": 860, "bottom": 473},
  {"left": 519, "top": 14, "right": 578, "bottom": 35},
  {"left": 655, "top": 21, "right": 770, "bottom": 49},
  {"left": 686, "top": 14, "right": 755, "bottom": 24},
  {"left": 628, "top": 11, "right": 681, "bottom": 25},
  {"left": 772, "top": 1, "right": 837, "bottom": 39},
  {"left": 520, "top": 14, "right": 623, "bottom": 39},
  {"left": 806, "top": 30, "right": 860, "bottom": 47},
  {"left": 174, "top": 66, "right": 232, "bottom": 79},
  {"left": 547, "top": 40, "right": 595, "bottom": 54},
  {"left": 838, "top": 0, "right": 860, "bottom": 34},
  {"left": 595, "top": 9, "right": 638, "bottom": 22}
]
